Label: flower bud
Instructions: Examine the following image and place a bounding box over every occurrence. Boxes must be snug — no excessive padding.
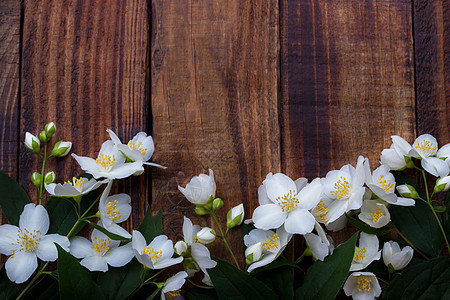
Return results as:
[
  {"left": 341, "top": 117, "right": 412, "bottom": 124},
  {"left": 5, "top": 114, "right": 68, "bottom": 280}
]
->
[
  {"left": 434, "top": 176, "right": 450, "bottom": 193},
  {"left": 382, "top": 241, "right": 413, "bottom": 270},
  {"left": 51, "top": 141, "right": 72, "bottom": 157},
  {"left": 404, "top": 156, "right": 416, "bottom": 169},
  {"left": 31, "top": 172, "right": 42, "bottom": 188},
  {"left": 245, "top": 242, "right": 262, "bottom": 265},
  {"left": 396, "top": 184, "right": 419, "bottom": 199},
  {"left": 213, "top": 198, "right": 224, "bottom": 211},
  {"left": 39, "top": 131, "right": 48, "bottom": 143},
  {"left": 45, "top": 122, "right": 56, "bottom": 137},
  {"left": 226, "top": 204, "right": 244, "bottom": 229},
  {"left": 194, "top": 206, "right": 210, "bottom": 216},
  {"left": 183, "top": 257, "right": 200, "bottom": 276},
  {"left": 178, "top": 169, "right": 216, "bottom": 205},
  {"left": 196, "top": 227, "right": 216, "bottom": 244},
  {"left": 174, "top": 241, "right": 188, "bottom": 256},
  {"left": 24, "top": 132, "right": 40, "bottom": 154},
  {"left": 44, "top": 171, "right": 56, "bottom": 184}
]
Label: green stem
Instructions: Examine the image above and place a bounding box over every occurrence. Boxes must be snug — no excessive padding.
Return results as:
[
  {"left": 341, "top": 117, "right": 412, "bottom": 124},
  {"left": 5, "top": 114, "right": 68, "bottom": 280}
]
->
[
  {"left": 420, "top": 169, "right": 430, "bottom": 201},
  {"left": 143, "top": 268, "right": 167, "bottom": 284},
  {"left": 187, "top": 279, "right": 214, "bottom": 289},
  {"left": 16, "top": 262, "right": 49, "bottom": 300},
  {"left": 426, "top": 201, "right": 450, "bottom": 252},
  {"left": 210, "top": 212, "right": 240, "bottom": 269},
  {"left": 38, "top": 143, "right": 48, "bottom": 205},
  {"left": 390, "top": 224, "right": 429, "bottom": 260},
  {"left": 377, "top": 276, "right": 389, "bottom": 286}
]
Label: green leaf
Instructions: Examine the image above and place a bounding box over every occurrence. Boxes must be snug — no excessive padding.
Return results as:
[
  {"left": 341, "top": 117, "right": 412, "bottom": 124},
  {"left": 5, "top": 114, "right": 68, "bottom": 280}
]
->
[
  {"left": 252, "top": 267, "right": 294, "bottom": 299},
  {"left": 296, "top": 232, "right": 358, "bottom": 300},
  {"left": 86, "top": 220, "right": 131, "bottom": 241},
  {"left": 444, "top": 189, "right": 450, "bottom": 247},
  {"left": 185, "top": 288, "right": 219, "bottom": 300},
  {"left": 382, "top": 257, "right": 450, "bottom": 299},
  {"left": 97, "top": 259, "right": 142, "bottom": 300},
  {"left": 0, "top": 267, "right": 28, "bottom": 299},
  {"left": 145, "top": 287, "right": 161, "bottom": 300},
  {"left": 0, "top": 170, "right": 31, "bottom": 225},
  {"left": 389, "top": 200, "right": 441, "bottom": 257},
  {"left": 208, "top": 258, "right": 278, "bottom": 300},
  {"left": 137, "top": 208, "right": 163, "bottom": 242},
  {"left": 345, "top": 213, "right": 391, "bottom": 235},
  {"left": 23, "top": 275, "right": 59, "bottom": 300},
  {"left": 56, "top": 244, "right": 105, "bottom": 300}
]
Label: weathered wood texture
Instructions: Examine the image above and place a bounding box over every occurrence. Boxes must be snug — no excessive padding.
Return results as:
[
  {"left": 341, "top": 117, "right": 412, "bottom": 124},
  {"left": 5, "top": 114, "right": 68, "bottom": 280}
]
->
[
  {"left": 151, "top": 0, "right": 280, "bottom": 261},
  {"left": 19, "top": 0, "right": 149, "bottom": 231},
  {"left": 414, "top": 0, "right": 450, "bottom": 143},
  {"left": 280, "top": 0, "right": 416, "bottom": 244}
]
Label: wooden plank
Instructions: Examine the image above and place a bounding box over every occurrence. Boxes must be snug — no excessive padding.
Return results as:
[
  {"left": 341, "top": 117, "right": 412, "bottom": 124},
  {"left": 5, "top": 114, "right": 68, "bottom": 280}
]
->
[
  {"left": 280, "top": 0, "right": 415, "bottom": 242},
  {"left": 19, "top": 0, "right": 149, "bottom": 231},
  {"left": 413, "top": 0, "right": 450, "bottom": 142},
  {"left": 0, "top": 0, "right": 20, "bottom": 180},
  {"left": 151, "top": 0, "right": 280, "bottom": 262}
]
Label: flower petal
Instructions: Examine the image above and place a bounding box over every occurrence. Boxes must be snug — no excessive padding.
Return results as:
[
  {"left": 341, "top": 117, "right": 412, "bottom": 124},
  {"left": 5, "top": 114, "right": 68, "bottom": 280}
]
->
[
  {"left": 69, "top": 236, "right": 96, "bottom": 258},
  {"left": 284, "top": 209, "right": 315, "bottom": 234},
  {"left": 36, "top": 234, "right": 70, "bottom": 261},
  {"left": 162, "top": 271, "right": 188, "bottom": 294},
  {"left": 247, "top": 253, "right": 276, "bottom": 273},
  {"left": 258, "top": 184, "right": 272, "bottom": 205},
  {"left": 0, "top": 224, "right": 19, "bottom": 255},
  {"left": 422, "top": 157, "right": 449, "bottom": 178},
  {"left": 105, "top": 243, "right": 135, "bottom": 267},
  {"left": 5, "top": 251, "right": 38, "bottom": 283},
  {"left": 264, "top": 173, "right": 297, "bottom": 202},
  {"left": 297, "top": 178, "right": 322, "bottom": 210},
  {"left": 132, "top": 230, "right": 147, "bottom": 252},
  {"left": 252, "top": 204, "right": 287, "bottom": 230},
  {"left": 191, "top": 243, "right": 217, "bottom": 270},
  {"left": 80, "top": 256, "right": 109, "bottom": 272},
  {"left": 19, "top": 204, "right": 49, "bottom": 235},
  {"left": 395, "top": 197, "right": 415, "bottom": 206},
  {"left": 108, "top": 161, "right": 144, "bottom": 179},
  {"left": 106, "top": 129, "right": 123, "bottom": 145}
]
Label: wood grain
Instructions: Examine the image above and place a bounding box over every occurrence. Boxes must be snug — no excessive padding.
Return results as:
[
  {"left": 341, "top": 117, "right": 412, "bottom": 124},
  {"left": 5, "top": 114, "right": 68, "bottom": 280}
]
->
[
  {"left": 151, "top": 0, "right": 280, "bottom": 262},
  {"left": 280, "top": 0, "right": 416, "bottom": 244},
  {"left": 414, "top": 0, "right": 450, "bottom": 143},
  {"left": 19, "top": 0, "right": 149, "bottom": 231}
]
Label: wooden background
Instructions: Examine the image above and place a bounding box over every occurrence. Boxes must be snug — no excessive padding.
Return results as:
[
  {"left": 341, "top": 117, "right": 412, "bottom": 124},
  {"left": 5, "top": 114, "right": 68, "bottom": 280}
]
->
[{"left": 1, "top": 0, "right": 449, "bottom": 268}]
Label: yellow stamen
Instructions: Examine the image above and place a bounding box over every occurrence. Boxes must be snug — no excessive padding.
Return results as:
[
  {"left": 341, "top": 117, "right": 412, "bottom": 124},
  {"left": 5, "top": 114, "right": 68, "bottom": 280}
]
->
[
  {"left": 91, "top": 236, "right": 111, "bottom": 256},
  {"left": 353, "top": 247, "right": 366, "bottom": 262},
  {"left": 370, "top": 208, "right": 384, "bottom": 222},
  {"left": 192, "top": 235, "right": 201, "bottom": 244},
  {"left": 377, "top": 174, "right": 394, "bottom": 193},
  {"left": 357, "top": 277, "right": 372, "bottom": 292},
  {"left": 414, "top": 139, "right": 437, "bottom": 155},
  {"left": 127, "top": 141, "right": 147, "bottom": 156},
  {"left": 65, "top": 177, "right": 86, "bottom": 191},
  {"left": 330, "top": 176, "right": 350, "bottom": 200},
  {"left": 314, "top": 200, "right": 329, "bottom": 223},
  {"left": 141, "top": 245, "right": 162, "bottom": 263},
  {"left": 96, "top": 153, "right": 116, "bottom": 169},
  {"left": 166, "top": 290, "right": 181, "bottom": 300},
  {"left": 276, "top": 190, "right": 299, "bottom": 212},
  {"left": 11, "top": 228, "right": 42, "bottom": 257},
  {"left": 262, "top": 234, "right": 280, "bottom": 251},
  {"left": 106, "top": 200, "right": 121, "bottom": 221}
]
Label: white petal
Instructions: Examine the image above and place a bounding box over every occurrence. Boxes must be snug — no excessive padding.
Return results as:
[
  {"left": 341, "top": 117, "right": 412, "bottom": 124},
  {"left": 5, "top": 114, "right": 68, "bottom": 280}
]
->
[
  {"left": 258, "top": 184, "right": 272, "bottom": 205},
  {"left": 244, "top": 229, "right": 275, "bottom": 247},
  {"left": 70, "top": 236, "right": 96, "bottom": 258},
  {"left": 154, "top": 256, "right": 183, "bottom": 269},
  {"left": 325, "top": 200, "right": 348, "bottom": 224},
  {"left": 297, "top": 178, "right": 322, "bottom": 210},
  {"left": 352, "top": 156, "right": 366, "bottom": 188},
  {"left": 264, "top": 173, "right": 297, "bottom": 202},
  {"left": 294, "top": 178, "right": 308, "bottom": 192},
  {"left": 19, "top": 204, "right": 49, "bottom": 235},
  {"left": 143, "top": 161, "right": 167, "bottom": 169},
  {"left": 367, "top": 184, "right": 398, "bottom": 204},
  {"left": 36, "top": 234, "right": 69, "bottom": 261},
  {"left": 422, "top": 157, "right": 449, "bottom": 177},
  {"left": 106, "top": 129, "right": 123, "bottom": 145},
  {"left": 5, "top": 252, "right": 38, "bottom": 283},
  {"left": 380, "top": 148, "right": 406, "bottom": 170},
  {"left": 247, "top": 253, "right": 276, "bottom": 272},
  {"left": 363, "top": 158, "right": 373, "bottom": 185},
  {"left": 392, "top": 135, "right": 412, "bottom": 155},
  {"left": 163, "top": 271, "right": 188, "bottom": 294},
  {"left": 71, "top": 154, "right": 103, "bottom": 177},
  {"left": 80, "top": 256, "right": 109, "bottom": 272},
  {"left": 0, "top": 224, "right": 19, "bottom": 255},
  {"left": 304, "top": 233, "right": 328, "bottom": 261},
  {"left": 284, "top": 209, "right": 315, "bottom": 234},
  {"left": 394, "top": 197, "right": 415, "bottom": 206},
  {"left": 105, "top": 243, "right": 135, "bottom": 267},
  {"left": 252, "top": 204, "right": 287, "bottom": 230},
  {"left": 191, "top": 243, "right": 217, "bottom": 270},
  {"left": 104, "top": 223, "right": 131, "bottom": 239},
  {"left": 132, "top": 231, "right": 147, "bottom": 252},
  {"left": 108, "top": 161, "right": 144, "bottom": 179}
]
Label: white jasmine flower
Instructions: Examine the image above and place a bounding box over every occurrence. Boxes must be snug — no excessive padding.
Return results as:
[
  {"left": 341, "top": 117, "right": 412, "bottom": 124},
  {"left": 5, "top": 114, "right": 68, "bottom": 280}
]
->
[
  {"left": 364, "top": 159, "right": 415, "bottom": 206},
  {"left": 227, "top": 204, "right": 244, "bottom": 229},
  {"left": 304, "top": 223, "right": 334, "bottom": 261},
  {"left": 178, "top": 169, "right": 216, "bottom": 205},
  {"left": 343, "top": 272, "right": 381, "bottom": 300},
  {"left": 106, "top": 129, "right": 166, "bottom": 169},
  {"left": 196, "top": 227, "right": 216, "bottom": 244},
  {"left": 409, "top": 134, "right": 449, "bottom": 177},
  {"left": 243, "top": 227, "right": 292, "bottom": 272},
  {"left": 45, "top": 177, "right": 108, "bottom": 197},
  {"left": 72, "top": 140, "right": 144, "bottom": 180},
  {"left": 0, "top": 204, "right": 69, "bottom": 283},
  {"left": 161, "top": 271, "right": 188, "bottom": 300},
  {"left": 350, "top": 233, "right": 381, "bottom": 271},
  {"left": 132, "top": 231, "right": 183, "bottom": 269},
  {"left": 382, "top": 241, "right": 413, "bottom": 271},
  {"left": 358, "top": 200, "right": 391, "bottom": 229},
  {"left": 320, "top": 156, "right": 366, "bottom": 224},
  {"left": 252, "top": 173, "right": 322, "bottom": 234},
  {"left": 69, "top": 227, "right": 134, "bottom": 272},
  {"left": 380, "top": 135, "right": 412, "bottom": 170}
]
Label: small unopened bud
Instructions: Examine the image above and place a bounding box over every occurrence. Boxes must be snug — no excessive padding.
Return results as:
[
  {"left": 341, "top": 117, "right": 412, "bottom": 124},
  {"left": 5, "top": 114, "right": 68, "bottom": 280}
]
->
[
  {"left": 31, "top": 172, "right": 42, "bottom": 188},
  {"left": 226, "top": 204, "right": 244, "bottom": 229},
  {"left": 196, "top": 227, "right": 216, "bottom": 244},
  {"left": 183, "top": 257, "right": 200, "bottom": 276},
  {"left": 24, "top": 132, "right": 40, "bottom": 154},
  {"left": 39, "top": 131, "right": 48, "bottom": 143},
  {"left": 44, "top": 171, "right": 56, "bottom": 184},
  {"left": 434, "top": 176, "right": 450, "bottom": 193},
  {"left": 404, "top": 156, "right": 415, "bottom": 169},
  {"left": 51, "top": 141, "right": 72, "bottom": 157},
  {"left": 174, "top": 241, "right": 188, "bottom": 256},
  {"left": 213, "top": 198, "right": 223, "bottom": 211},
  {"left": 245, "top": 242, "right": 262, "bottom": 265},
  {"left": 45, "top": 122, "right": 56, "bottom": 137},
  {"left": 194, "top": 206, "right": 209, "bottom": 216},
  {"left": 396, "top": 184, "right": 420, "bottom": 199}
]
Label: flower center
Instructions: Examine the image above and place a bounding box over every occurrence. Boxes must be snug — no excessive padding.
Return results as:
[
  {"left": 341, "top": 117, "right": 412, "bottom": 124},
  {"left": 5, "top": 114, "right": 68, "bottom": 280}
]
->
[
  {"left": 166, "top": 290, "right": 181, "bottom": 300},
  {"left": 96, "top": 153, "right": 116, "bottom": 170},
  {"left": 192, "top": 235, "right": 202, "bottom": 244},
  {"left": 314, "top": 200, "right": 329, "bottom": 223},
  {"left": 66, "top": 177, "right": 86, "bottom": 192},
  {"left": 330, "top": 176, "right": 350, "bottom": 200},
  {"left": 377, "top": 174, "right": 394, "bottom": 193},
  {"left": 12, "top": 228, "right": 41, "bottom": 256},
  {"left": 141, "top": 245, "right": 162, "bottom": 263},
  {"left": 353, "top": 247, "right": 366, "bottom": 262},
  {"left": 357, "top": 277, "right": 372, "bottom": 292},
  {"left": 91, "top": 236, "right": 111, "bottom": 256},
  {"left": 276, "top": 190, "right": 299, "bottom": 212},
  {"left": 106, "top": 200, "right": 121, "bottom": 221},
  {"left": 414, "top": 139, "right": 437, "bottom": 156},
  {"left": 262, "top": 234, "right": 280, "bottom": 253},
  {"left": 370, "top": 208, "right": 384, "bottom": 222},
  {"left": 127, "top": 141, "right": 147, "bottom": 156}
]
